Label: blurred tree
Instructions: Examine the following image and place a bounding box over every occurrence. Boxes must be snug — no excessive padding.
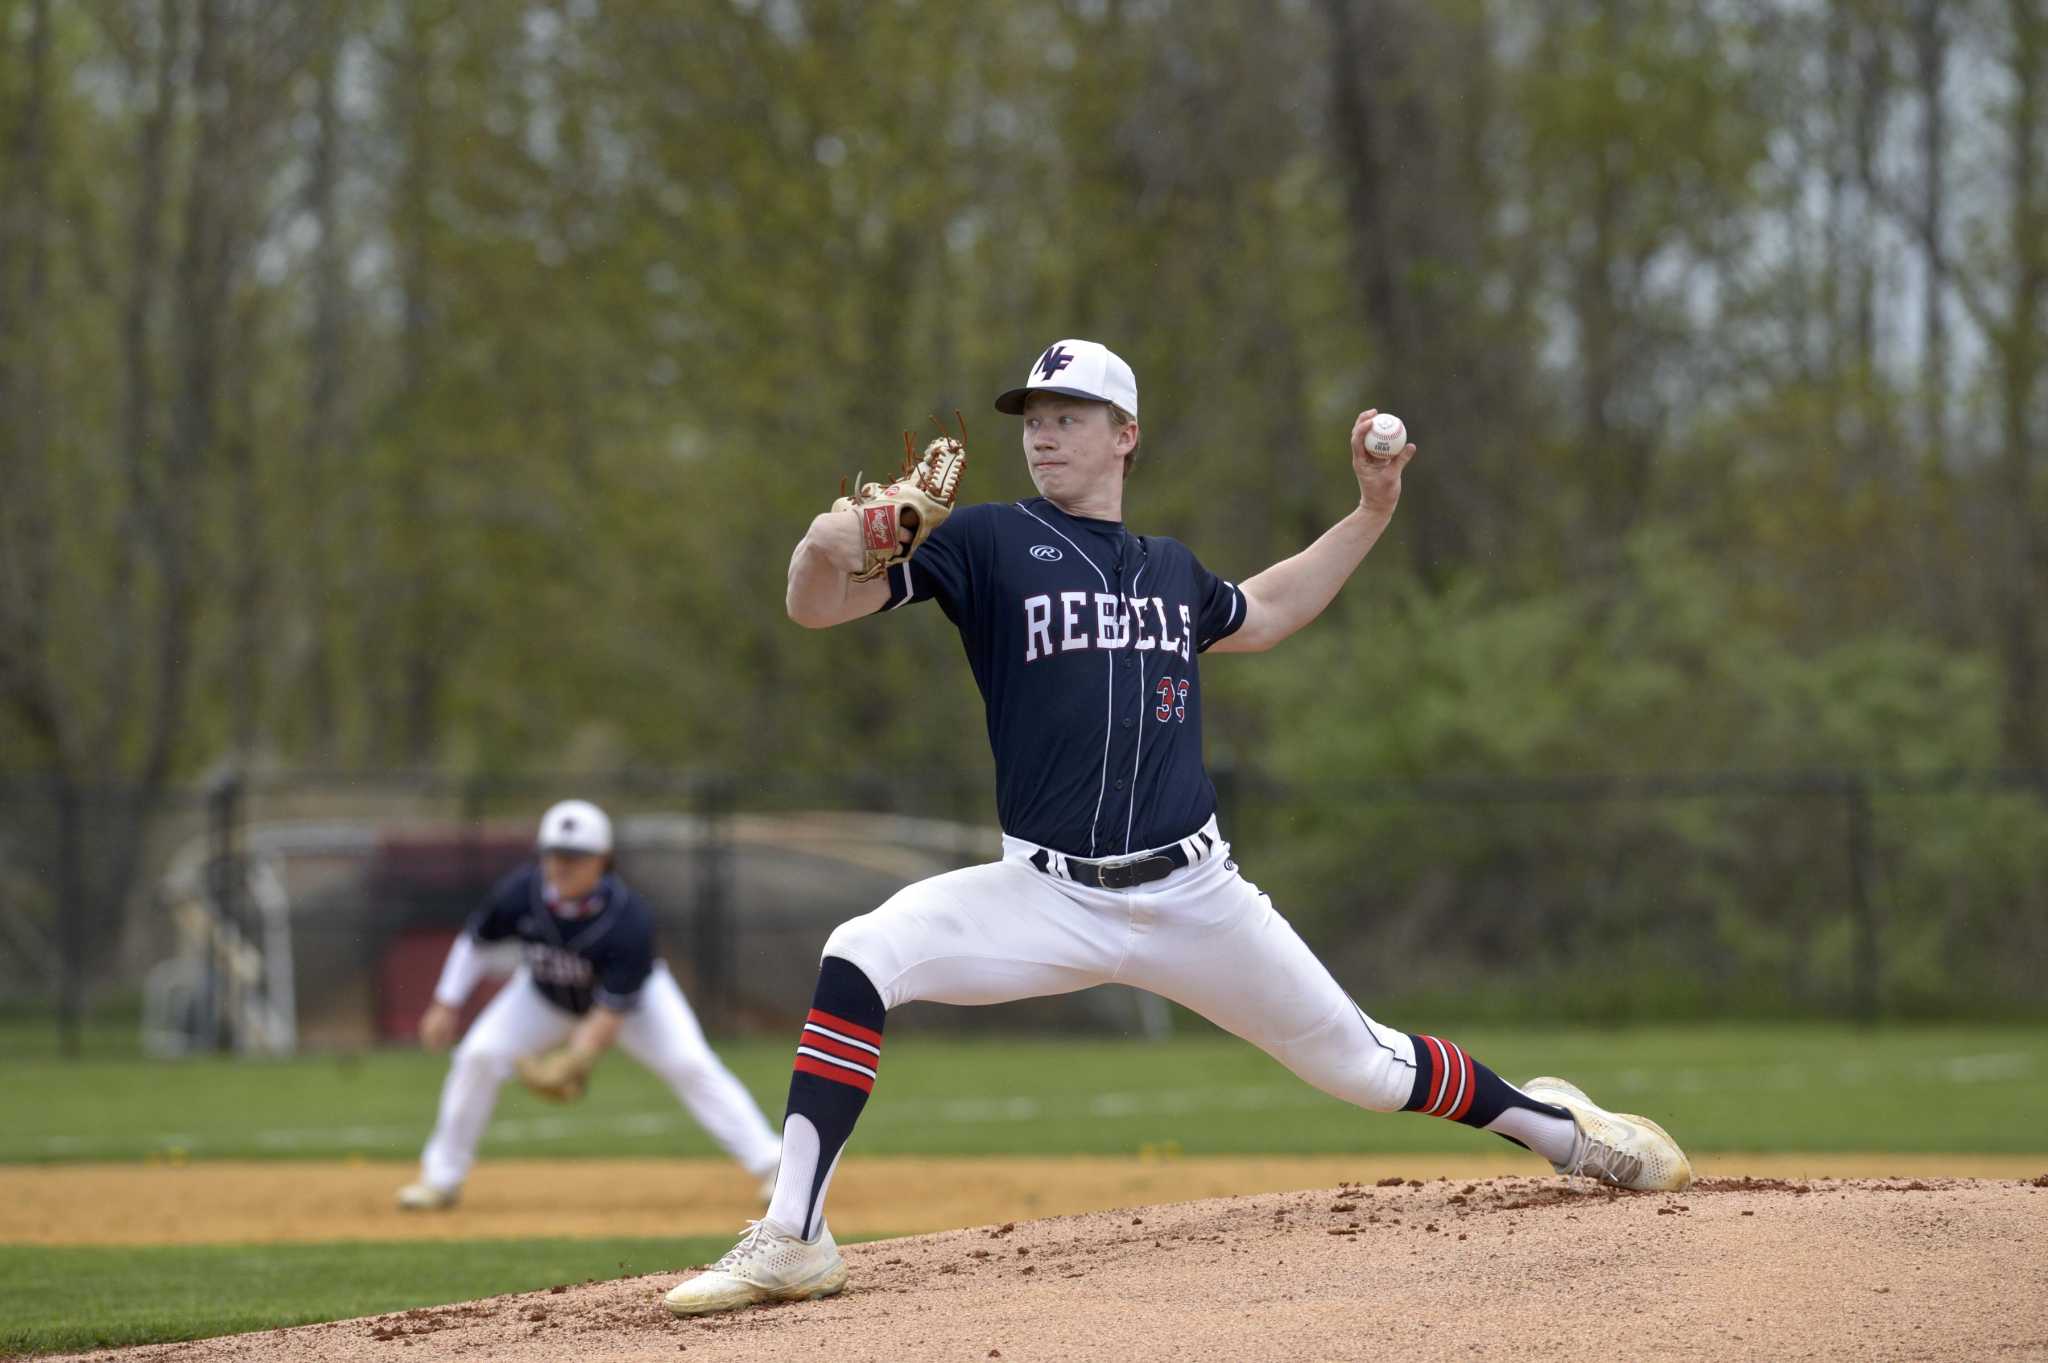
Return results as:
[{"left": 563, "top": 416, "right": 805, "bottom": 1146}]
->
[
  {"left": 0, "top": 0, "right": 2041, "bottom": 1027},
  {"left": 1511, "top": 0, "right": 1772, "bottom": 570},
  {"left": 0, "top": 0, "right": 317, "bottom": 1050},
  {"left": 1983, "top": 0, "right": 2045, "bottom": 772},
  {"left": 294, "top": 0, "right": 350, "bottom": 762},
  {"left": 1909, "top": 0, "right": 1949, "bottom": 444},
  {"left": 1320, "top": 0, "right": 1536, "bottom": 586}
]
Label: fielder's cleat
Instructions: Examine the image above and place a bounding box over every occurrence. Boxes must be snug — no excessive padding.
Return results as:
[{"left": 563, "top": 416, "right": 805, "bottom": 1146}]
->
[
  {"left": 395, "top": 1180, "right": 460, "bottom": 1211},
  {"left": 663, "top": 1218, "right": 847, "bottom": 1317},
  {"left": 1522, "top": 1076, "right": 1694, "bottom": 1192}
]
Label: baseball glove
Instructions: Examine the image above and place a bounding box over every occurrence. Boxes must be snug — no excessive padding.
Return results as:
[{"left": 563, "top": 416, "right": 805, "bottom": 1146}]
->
[
  {"left": 516, "top": 1045, "right": 595, "bottom": 1104},
  {"left": 832, "top": 416, "right": 969, "bottom": 583}
]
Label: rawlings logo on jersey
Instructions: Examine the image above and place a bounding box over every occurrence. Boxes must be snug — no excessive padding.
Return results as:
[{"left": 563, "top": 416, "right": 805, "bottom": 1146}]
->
[
  {"left": 1028, "top": 545, "right": 1064, "bottom": 561},
  {"left": 1020, "top": 592, "right": 1195, "bottom": 663}
]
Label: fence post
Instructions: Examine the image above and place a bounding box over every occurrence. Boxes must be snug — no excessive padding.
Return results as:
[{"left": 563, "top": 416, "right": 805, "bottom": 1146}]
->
[
  {"left": 206, "top": 773, "right": 243, "bottom": 1052},
  {"left": 53, "top": 778, "right": 86, "bottom": 1058},
  {"left": 693, "top": 775, "right": 735, "bottom": 1032},
  {"left": 1845, "top": 776, "right": 1879, "bottom": 1024}
]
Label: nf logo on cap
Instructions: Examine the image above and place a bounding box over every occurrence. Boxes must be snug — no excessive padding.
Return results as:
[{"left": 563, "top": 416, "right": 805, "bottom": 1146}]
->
[
  {"left": 995, "top": 338, "right": 1139, "bottom": 417},
  {"left": 1036, "top": 345, "right": 1076, "bottom": 381}
]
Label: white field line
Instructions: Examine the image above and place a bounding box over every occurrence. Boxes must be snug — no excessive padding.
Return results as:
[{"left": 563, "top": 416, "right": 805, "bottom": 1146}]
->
[{"left": 31, "top": 1052, "right": 2037, "bottom": 1157}]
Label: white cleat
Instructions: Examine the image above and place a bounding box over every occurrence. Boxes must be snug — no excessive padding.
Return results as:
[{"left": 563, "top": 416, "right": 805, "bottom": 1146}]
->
[
  {"left": 1523, "top": 1076, "right": 1694, "bottom": 1192},
  {"left": 663, "top": 1218, "right": 847, "bottom": 1318},
  {"left": 396, "top": 1180, "right": 460, "bottom": 1211}
]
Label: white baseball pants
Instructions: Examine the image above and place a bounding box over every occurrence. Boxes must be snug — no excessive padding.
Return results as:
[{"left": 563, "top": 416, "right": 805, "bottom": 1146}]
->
[
  {"left": 418, "top": 962, "right": 781, "bottom": 1190},
  {"left": 823, "top": 816, "right": 1420, "bottom": 1113}
]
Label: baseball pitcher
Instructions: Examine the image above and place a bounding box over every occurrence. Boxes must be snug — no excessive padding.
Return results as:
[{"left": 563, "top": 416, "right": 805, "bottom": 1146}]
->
[{"left": 662, "top": 341, "right": 1691, "bottom": 1316}]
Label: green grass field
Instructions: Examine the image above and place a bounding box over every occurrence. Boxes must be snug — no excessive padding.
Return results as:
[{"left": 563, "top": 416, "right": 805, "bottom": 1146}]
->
[
  {"left": 3, "top": 1020, "right": 2044, "bottom": 1354},
  {"left": 0, "top": 1235, "right": 745, "bottom": 1356},
  {"left": 6, "top": 1021, "right": 2046, "bottom": 1163}
]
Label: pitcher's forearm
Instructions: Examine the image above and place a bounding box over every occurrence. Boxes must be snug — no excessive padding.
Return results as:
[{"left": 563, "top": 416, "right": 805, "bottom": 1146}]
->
[
  {"left": 786, "top": 512, "right": 888, "bottom": 627},
  {"left": 1225, "top": 505, "right": 1394, "bottom": 651}
]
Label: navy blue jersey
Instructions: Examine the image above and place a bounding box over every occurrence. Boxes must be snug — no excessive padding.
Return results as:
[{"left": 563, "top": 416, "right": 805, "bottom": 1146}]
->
[
  {"left": 467, "top": 864, "right": 656, "bottom": 1015},
  {"left": 882, "top": 496, "right": 1246, "bottom": 856}
]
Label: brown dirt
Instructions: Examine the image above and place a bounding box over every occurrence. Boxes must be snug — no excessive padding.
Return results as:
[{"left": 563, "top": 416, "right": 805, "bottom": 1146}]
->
[
  {"left": 6, "top": 1152, "right": 2042, "bottom": 1245},
  {"left": 42, "top": 1174, "right": 2048, "bottom": 1363}
]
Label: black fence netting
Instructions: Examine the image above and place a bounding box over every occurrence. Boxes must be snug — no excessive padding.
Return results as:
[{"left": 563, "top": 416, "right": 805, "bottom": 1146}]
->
[{"left": 1, "top": 768, "right": 2042, "bottom": 1050}]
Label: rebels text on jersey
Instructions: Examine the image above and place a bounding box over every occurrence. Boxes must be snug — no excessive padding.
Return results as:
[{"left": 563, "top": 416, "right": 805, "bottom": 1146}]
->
[
  {"left": 466, "top": 864, "right": 656, "bottom": 1015},
  {"left": 882, "top": 497, "right": 1245, "bottom": 857}
]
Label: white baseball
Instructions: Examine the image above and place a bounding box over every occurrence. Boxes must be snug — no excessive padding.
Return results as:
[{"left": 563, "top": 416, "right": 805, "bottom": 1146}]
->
[{"left": 1365, "top": 412, "right": 1407, "bottom": 459}]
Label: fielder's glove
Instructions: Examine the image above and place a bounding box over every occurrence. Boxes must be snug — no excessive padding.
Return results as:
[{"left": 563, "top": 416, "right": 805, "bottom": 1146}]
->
[
  {"left": 832, "top": 417, "right": 969, "bottom": 583},
  {"left": 516, "top": 1045, "right": 597, "bottom": 1103}
]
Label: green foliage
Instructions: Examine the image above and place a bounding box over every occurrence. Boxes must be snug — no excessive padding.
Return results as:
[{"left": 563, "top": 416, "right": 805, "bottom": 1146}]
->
[
  {"left": 1225, "top": 531, "right": 2030, "bottom": 1018},
  {"left": 1246, "top": 530, "right": 1998, "bottom": 780},
  {"left": 0, "top": 0, "right": 2032, "bottom": 777},
  {"left": 1, "top": 1, "right": 2043, "bottom": 1020}
]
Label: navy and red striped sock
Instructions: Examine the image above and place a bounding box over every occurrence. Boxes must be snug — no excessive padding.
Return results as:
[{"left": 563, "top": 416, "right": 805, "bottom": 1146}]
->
[
  {"left": 767, "top": 956, "right": 886, "bottom": 1240},
  {"left": 1404, "top": 1033, "right": 1577, "bottom": 1164}
]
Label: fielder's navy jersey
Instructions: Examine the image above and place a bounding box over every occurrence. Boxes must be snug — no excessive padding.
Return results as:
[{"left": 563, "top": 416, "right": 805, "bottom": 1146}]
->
[
  {"left": 882, "top": 496, "right": 1245, "bottom": 857},
  {"left": 466, "top": 865, "right": 656, "bottom": 1015}
]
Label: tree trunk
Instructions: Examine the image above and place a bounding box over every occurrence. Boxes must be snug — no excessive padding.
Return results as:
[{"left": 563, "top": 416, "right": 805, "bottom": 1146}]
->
[
  {"left": 1850, "top": 6, "right": 1886, "bottom": 438},
  {"left": 105, "top": 0, "right": 185, "bottom": 763},
  {"left": 1851, "top": 2, "right": 1892, "bottom": 456},
  {"left": 52, "top": 778, "right": 90, "bottom": 1057},
  {"left": 301, "top": 0, "right": 346, "bottom": 758},
  {"left": 0, "top": 0, "right": 71, "bottom": 1050},
  {"left": 1912, "top": 0, "right": 1953, "bottom": 636},
  {"left": 1915, "top": 0, "right": 1948, "bottom": 453},
  {"left": 1320, "top": 0, "right": 1484, "bottom": 584},
  {"left": 229, "top": 302, "right": 263, "bottom": 758},
  {"left": 1322, "top": 0, "right": 1404, "bottom": 344},
  {"left": 1578, "top": 0, "right": 1654, "bottom": 558},
  {"left": 0, "top": 0, "right": 57, "bottom": 700},
  {"left": 1997, "top": 0, "right": 2044, "bottom": 771},
  {"left": 377, "top": 1, "right": 443, "bottom": 765},
  {"left": 1821, "top": 1, "right": 1849, "bottom": 442}
]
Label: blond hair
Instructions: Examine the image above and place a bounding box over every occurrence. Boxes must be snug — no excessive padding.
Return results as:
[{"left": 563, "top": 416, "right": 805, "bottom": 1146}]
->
[{"left": 1109, "top": 404, "right": 1140, "bottom": 476}]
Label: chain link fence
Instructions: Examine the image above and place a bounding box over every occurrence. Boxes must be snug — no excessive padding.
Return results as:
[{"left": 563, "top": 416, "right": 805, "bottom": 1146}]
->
[{"left": 1, "top": 767, "right": 2042, "bottom": 1051}]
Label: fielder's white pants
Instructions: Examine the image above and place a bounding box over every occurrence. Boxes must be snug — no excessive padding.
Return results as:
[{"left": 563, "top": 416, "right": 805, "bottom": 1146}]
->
[
  {"left": 419, "top": 962, "right": 781, "bottom": 1191},
  {"left": 824, "top": 816, "right": 1419, "bottom": 1114}
]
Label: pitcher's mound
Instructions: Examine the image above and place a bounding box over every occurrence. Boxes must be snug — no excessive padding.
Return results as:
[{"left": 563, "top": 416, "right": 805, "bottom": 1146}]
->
[{"left": 60, "top": 1175, "right": 2048, "bottom": 1362}]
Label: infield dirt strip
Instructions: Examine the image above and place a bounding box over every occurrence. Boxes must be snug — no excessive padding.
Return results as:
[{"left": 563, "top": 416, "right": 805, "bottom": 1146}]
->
[
  {"left": 43, "top": 1172, "right": 2048, "bottom": 1363},
  {"left": 5, "top": 1152, "right": 2041, "bottom": 1245}
]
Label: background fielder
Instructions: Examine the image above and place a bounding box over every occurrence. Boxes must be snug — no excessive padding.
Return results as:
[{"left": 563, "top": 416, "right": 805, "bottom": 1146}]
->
[
  {"left": 397, "top": 799, "right": 781, "bottom": 1209},
  {"left": 662, "top": 340, "right": 1692, "bottom": 1316}
]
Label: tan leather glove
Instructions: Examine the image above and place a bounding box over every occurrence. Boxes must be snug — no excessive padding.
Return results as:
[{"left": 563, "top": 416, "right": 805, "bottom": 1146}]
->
[
  {"left": 832, "top": 421, "right": 969, "bottom": 583},
  {"left": 516, "top": 1044, "right": 597, "bottom": 1103}
]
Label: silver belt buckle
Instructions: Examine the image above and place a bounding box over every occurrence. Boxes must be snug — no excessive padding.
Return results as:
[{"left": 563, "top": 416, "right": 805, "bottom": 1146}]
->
[{"left": 1095, "top": 852, "right": 1171, "bottom": 890}]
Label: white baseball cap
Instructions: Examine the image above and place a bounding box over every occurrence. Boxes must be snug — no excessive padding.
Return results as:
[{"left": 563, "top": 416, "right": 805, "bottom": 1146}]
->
[
  {"left": 536, "top": 799, "right": 612, "bottom": 856},
  {"left": 994, "top": 339, "right": 1139, "bottom": 417}
]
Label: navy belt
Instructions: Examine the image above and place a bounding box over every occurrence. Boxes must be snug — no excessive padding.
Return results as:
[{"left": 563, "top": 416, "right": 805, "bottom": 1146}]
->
[{"left": 1030, "top": 835, "right": 1209, "bottom": 891}]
